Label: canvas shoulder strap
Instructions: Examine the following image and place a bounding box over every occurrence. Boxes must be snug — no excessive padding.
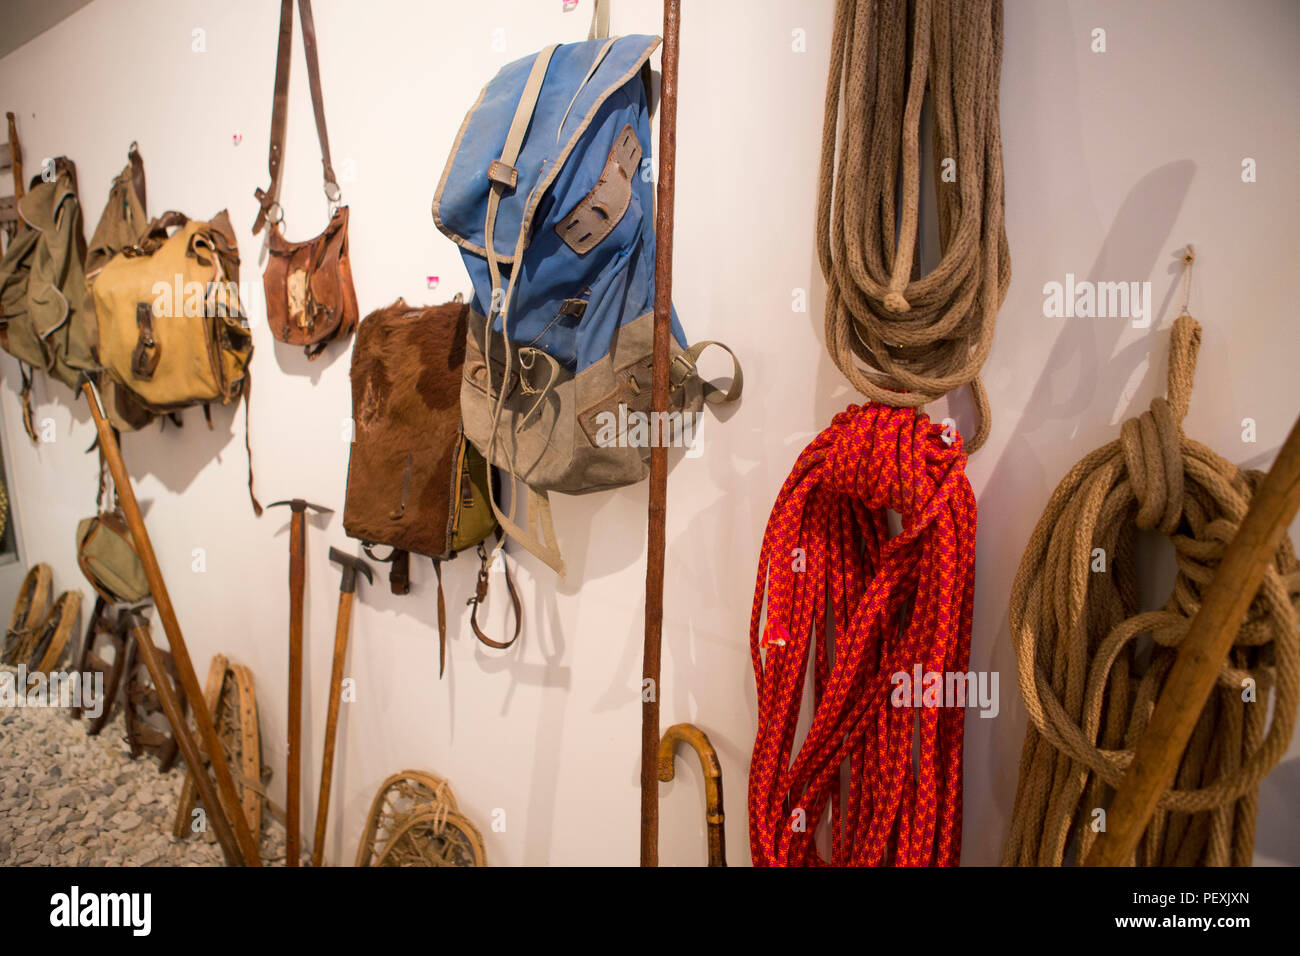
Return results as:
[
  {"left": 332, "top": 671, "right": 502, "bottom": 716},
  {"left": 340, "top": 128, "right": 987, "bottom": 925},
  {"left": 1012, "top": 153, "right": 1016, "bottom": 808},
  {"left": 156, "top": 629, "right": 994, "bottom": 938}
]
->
[
  {"left": 253, "top": 0, "right": 340, "bottom": 235},
  {"left": 479, "top": 44, "right": 569, "bottom": 576},
  {"left": 588, "top": 0, "right": 610, "bottom": 40}
]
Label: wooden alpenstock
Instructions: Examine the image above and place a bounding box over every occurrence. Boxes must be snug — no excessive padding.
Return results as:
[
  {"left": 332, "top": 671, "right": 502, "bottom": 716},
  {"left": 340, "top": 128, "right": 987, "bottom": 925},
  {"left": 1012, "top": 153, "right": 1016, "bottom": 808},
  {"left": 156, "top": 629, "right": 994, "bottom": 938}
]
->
[
  {"left": 287, "top": 508, "right": 304, "bottom": 867},
  {"left": 80, "top": 380, "right": 262, "bottom": 866},
  {"left": 640, "top": 0, "right": 680, "bottom": 868},
  {"left": 1086, "top": 413, "right": 1300, "bottom": 866},
  {"left": 127, "top": 617, "right": 241, "bottom": 865}
]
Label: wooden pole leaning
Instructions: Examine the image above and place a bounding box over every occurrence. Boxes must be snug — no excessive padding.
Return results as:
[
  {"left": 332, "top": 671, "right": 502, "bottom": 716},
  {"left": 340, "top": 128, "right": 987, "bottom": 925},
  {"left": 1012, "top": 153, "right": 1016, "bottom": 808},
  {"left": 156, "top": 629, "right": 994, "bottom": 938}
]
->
[
  {"left": 126, "top": 614, "right": 241, "bottom": 865},
  {"left": 80, "top": 379, "right": 262, "bottom": 866},
  {"left": 1086, "top": 413, "right": 1300, "bottom": 866},
  {"left": 640, "top": 0, "right": 681, "bottom": 868}
]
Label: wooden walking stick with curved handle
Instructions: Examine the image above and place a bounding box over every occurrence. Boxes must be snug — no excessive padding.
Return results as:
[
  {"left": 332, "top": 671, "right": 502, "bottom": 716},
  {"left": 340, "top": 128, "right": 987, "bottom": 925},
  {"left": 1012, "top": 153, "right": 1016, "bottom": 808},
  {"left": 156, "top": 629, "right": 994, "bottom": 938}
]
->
[
  {"left": 1086, "top": 413, "right": 1300, "bottom": 866},
  {"left": 79, "top": 379, "right": 262, "bottom": 866},
  {"left": 658, "top": 723, "right": 726, "bottom": 866}
]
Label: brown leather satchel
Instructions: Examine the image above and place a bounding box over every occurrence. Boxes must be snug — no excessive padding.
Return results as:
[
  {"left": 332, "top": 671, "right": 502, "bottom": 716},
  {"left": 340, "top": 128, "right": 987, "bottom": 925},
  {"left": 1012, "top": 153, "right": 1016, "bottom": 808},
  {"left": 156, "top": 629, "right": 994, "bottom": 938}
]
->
[{"left": 252, "top": 0, "right": 358, "bottom": 358}]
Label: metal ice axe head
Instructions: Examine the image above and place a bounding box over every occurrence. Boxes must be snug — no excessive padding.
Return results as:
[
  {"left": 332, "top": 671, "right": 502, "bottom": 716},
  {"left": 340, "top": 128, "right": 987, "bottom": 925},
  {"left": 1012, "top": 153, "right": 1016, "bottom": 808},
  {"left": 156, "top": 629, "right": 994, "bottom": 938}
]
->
[
  {"left": 329, "top": 548, "right": 373, "bottom": 594},
  {"left": 267, "top": 498, "right": 334, "bottom": 517}
]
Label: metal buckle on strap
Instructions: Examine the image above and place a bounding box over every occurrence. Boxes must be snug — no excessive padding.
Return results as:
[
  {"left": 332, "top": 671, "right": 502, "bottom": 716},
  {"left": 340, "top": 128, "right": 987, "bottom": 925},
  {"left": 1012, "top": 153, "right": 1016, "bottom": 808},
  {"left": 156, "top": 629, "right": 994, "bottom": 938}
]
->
[{"left": 670, "top": 353, "right": 697, "bottom": 388}]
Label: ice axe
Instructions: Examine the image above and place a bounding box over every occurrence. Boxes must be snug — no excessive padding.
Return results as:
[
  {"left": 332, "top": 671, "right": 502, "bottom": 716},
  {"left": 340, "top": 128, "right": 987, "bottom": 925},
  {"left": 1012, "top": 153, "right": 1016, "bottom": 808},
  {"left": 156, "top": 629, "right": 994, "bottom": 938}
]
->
[
  {"left": 311, "top": 547, "right": 372, "bottom": 866},
  {"left": 266, "top": 498, "right": 332, "bottom": 866}
]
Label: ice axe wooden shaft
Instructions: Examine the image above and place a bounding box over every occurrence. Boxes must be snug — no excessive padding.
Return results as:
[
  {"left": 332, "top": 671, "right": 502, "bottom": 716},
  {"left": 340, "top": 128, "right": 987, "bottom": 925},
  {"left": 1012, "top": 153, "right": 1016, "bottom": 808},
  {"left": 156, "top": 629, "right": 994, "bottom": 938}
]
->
[
  {"left": 641, "top": 0, "right": 680, "bottom": 868},
  {"left": 79, "top": 380, "right": 261, "bottom": 866},
  {"left": 311, "top": 547, "right": 371, "bottom": 867},
  {"left": 1086, "top": 413, "right": 1300, "bottom": 866},
  {"left": 266, "top": 498, "right": 332, "bottom": 867}
]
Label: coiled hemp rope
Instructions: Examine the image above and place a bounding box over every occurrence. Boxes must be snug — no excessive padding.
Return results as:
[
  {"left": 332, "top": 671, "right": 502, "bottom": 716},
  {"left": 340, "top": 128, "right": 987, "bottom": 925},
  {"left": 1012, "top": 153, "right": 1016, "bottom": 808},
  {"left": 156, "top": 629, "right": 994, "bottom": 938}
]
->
[
  {"left": 1004, "top": 314, "right": 1300, "bottom": 866},
  {"left": 817, "top": 0, "right": 1010, "bottom": 452}
]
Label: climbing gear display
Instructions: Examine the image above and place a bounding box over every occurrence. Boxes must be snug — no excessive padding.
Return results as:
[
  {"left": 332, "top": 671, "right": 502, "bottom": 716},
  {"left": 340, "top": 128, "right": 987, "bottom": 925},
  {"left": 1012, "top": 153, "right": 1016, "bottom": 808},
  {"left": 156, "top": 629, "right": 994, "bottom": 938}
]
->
[
  {"left": 0, "top": 156, "right": 96, "bottom": 439},
  {"left": 343, "top": 299, "right": 519, "bottom": 672},
  {"left": 123, "top": 629, "right": 185, "bottom": 771},
  {"left": 3, "top": 563, "right": 51, "bottom": 665},
  {"left": 435, "top": 25, "right": 741, "bottom": 575},
  {"left": 252, "top": 0, "right": 359, "bottom": 358},
  {"left": 76, "top": 510, "right": 150, "bottom": 605},
  {"left": 1004, "top": 313, "right": 1300, "bottom": 866},
  {"left": 265, "top": 498, "right": 331, "bottom": 865},
  {"left": 817, "top": 0, "right": 1009, "bottom": 452},
  {"left": 311, "top": 547, "right": 372, "bottom": 867},
  {"left": 356, "top": 770, "right": 487, "bottom": 867},
  {"left": 81, "top": 376, "right": 261, "bottom": 866},
  {"left": 748, "top": 404, "right": 977, "bottom": 866},
  {"left": 173, "top": 654, "right": 266, "bottom": 844}
]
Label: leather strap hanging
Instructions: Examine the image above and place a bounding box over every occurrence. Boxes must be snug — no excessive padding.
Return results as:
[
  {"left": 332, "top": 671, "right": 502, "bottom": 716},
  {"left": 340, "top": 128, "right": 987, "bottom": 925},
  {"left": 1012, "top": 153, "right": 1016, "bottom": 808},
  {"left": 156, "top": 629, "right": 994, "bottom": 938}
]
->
[
  {"left": 252, "top": 0, "right": 358, "bottom": 358},
  {"left": 253, "top": 0, "right": 339, "bottom": 235}
]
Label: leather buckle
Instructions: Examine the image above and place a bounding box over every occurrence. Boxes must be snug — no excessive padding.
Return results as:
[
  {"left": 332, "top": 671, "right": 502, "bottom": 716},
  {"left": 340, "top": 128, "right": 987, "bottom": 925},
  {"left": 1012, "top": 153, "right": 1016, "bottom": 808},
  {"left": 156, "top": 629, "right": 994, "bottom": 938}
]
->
[{"left": 488, "top": 159, "right": 518, "bottom": 190}]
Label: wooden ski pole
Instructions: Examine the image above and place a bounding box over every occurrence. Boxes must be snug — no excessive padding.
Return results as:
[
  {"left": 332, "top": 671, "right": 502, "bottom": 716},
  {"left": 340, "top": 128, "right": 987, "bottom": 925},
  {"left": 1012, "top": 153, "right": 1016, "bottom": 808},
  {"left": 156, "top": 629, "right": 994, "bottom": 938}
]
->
[
  {"left": 80, "top": 379, "right": 262, "bottom": 866},
  {"left": 1085, "top": 413, "right": 1300, "bottom": 866},
  {"left": 641, "top": 0, "right": 681, "bottom": 868}
]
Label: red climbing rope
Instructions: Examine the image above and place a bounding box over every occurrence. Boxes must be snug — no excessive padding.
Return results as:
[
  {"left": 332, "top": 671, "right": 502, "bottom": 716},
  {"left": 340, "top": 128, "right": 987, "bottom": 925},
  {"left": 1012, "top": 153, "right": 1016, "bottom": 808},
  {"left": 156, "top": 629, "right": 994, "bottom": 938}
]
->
[{"left": 748, "top": 404, "right": 977, "bottom": 866}]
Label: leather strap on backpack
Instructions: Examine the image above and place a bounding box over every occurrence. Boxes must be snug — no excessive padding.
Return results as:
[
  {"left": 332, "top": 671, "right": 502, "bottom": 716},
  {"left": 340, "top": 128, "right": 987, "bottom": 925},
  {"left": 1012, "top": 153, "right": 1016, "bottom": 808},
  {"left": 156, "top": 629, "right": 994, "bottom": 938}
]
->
[
  {"left": 468, "top": 538, "right": 521, "bottom": 651},
  {"left": 253, "top": 0, "right": 341, "bottom": 235},
  {"left": 130, "top": 302, "right": 160, "bottom": 380}
]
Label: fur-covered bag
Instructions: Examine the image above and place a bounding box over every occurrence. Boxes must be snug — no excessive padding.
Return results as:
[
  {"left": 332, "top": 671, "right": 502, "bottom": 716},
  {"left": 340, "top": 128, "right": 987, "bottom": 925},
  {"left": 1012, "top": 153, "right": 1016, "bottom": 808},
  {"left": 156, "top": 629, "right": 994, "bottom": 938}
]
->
[{"left": 343, "top": 299, "right": 517, "bottom": 675}]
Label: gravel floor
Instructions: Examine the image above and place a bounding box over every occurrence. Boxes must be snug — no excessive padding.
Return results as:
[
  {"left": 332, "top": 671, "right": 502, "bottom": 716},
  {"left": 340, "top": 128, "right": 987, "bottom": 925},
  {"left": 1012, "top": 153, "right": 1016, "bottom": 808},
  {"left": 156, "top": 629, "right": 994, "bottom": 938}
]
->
[{"left": 0, "top": 664, "right": 296, "bottom": 866}]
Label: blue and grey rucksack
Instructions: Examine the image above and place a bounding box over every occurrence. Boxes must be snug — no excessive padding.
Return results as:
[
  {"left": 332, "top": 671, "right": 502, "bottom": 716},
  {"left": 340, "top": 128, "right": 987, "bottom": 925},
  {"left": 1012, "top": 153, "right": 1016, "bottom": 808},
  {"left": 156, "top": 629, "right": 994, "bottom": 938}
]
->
[{"left": 434, "top": 32, "right": 740, "bottom": 575}]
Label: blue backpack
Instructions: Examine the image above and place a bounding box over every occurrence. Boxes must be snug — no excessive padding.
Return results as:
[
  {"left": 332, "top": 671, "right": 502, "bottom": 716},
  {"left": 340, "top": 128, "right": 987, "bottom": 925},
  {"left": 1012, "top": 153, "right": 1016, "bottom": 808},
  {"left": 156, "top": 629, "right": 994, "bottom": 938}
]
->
[{"left": 434, "top": 34, "right": 740, "bottom": 575}]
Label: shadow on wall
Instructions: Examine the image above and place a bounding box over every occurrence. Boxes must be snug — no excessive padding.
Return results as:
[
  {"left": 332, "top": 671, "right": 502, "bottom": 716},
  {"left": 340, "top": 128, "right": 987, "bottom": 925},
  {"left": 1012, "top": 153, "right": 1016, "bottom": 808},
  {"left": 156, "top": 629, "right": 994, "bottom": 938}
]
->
[
  {"left": 114, "top": 395, "right": 248, "bottom": 500},
  {"left": 270, "top": 333, "right": 349, "bottom": 383}
]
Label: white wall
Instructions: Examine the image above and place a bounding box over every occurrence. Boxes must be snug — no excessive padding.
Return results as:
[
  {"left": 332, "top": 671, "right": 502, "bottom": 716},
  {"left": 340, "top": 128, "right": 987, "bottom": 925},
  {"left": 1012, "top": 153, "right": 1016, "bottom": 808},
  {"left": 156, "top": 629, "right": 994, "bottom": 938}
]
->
[{"left": 1, "top": 0, "right": 1297, "bottom": 866}]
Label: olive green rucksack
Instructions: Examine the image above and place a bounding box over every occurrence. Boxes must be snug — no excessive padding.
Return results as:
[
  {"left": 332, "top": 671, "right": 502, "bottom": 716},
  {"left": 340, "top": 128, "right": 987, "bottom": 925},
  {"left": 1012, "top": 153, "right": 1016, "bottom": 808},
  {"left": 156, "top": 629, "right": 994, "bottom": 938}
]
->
[{"left": 0, "top": 157, "right": 97, "bottom": 437}]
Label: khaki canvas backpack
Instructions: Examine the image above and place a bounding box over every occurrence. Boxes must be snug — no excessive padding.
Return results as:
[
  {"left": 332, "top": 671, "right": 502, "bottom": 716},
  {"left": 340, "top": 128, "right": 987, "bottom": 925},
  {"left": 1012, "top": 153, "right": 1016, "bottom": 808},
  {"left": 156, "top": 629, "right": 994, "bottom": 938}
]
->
[
  {"left": 91, "top": 208, "right": 260, "bottom": 511},
  {"left": 85, "top": 143, "right": 157, "bottom": 433}
]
